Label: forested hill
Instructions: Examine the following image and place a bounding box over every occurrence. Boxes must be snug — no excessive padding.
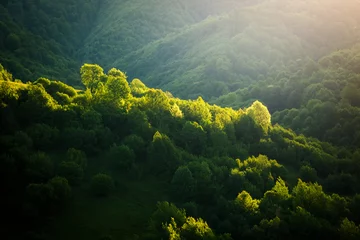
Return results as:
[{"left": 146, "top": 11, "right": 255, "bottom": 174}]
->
[
  {"left": 1, "top": 0, "right": 360, "bottom": 149},
  {"left": 110, "top": 0, "right": 360, "bottom": 100},
  {"left": 0, "top": 0, "right": 101, "bottom": 83},
  {"left": 1, "top": 64, "right": 360, "bottom": 240},
  {"left": 1, "top": 1, "right": 360, "bottom": 238},
  {"left": 1, "top": 0, "right": 360, "bottom": 91}
]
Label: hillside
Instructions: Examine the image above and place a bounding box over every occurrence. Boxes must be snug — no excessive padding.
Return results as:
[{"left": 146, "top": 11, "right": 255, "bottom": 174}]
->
[
  {"left": 1, "top": 0, "right": 360, "bottom": 148},
  {"left": 0, "top": 0, "right": 101, "bottom": 83},
  {"left": 1, "top": 0, "right": 360, "bottom": 239},
  {"left": 1, "top": 64, "right": 360, "bottom": 240},
  {"left": 97, "top": 0, "right": 360, "bottom": 99}
]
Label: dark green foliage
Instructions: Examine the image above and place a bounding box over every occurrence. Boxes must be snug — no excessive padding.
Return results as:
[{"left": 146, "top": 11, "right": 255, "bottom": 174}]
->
[
  {"left": 26, "top": 123, "right": 59, "bottom": 150},
  {"left": 147, "top": 131, "right": 181, "bottom": 175},
  {"left": 107, "top": 144, "right": 135, "bottom": 171},
  {"left": 25, "top": 152, "right": 54, "bottom": 182},
  {"left": 299, "top": 165, "right": 318, "bottom": 183},
  {"left": 48, "top": 176, "right": 71, "bottom": 203},
  {"left": 147, "top": 201, "right": 186, "bottom": 239},
  {"left": 171, "top": 166, "right": 196, "bottom": 201},
  {"left": 25, "top": 182, "right": 55, "bottom": 216},
  {"left": 91, "top": 173, "right": 114, "bottom": 197},
  {"left": 179, "top": 121, "right": 207, "bottom": 155},
  {"left": 66, "top": 148, "right": 87, "bottom": 169},
  {"left": 122, "top": 134, "right": 146, "bottom": 160},
  {"left": 339, "top": 218, "right": 360, "bottom": 240},
  {"left": 58, "top": 161, "right": 84, "bottom": 185}
]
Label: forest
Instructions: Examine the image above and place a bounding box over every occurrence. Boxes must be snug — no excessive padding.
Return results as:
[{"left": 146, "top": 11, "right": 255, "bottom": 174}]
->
[{"left": 1, "top": 0, "right": 360, "bottom": 239}]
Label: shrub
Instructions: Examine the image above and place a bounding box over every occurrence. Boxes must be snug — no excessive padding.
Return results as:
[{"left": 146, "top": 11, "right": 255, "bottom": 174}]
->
[{"left": 91, "top": 173, "right": 114, "bottom": 196}]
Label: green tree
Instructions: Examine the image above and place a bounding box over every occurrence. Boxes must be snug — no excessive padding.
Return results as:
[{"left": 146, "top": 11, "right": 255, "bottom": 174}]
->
[
  {"left": 48, "top": 176, "right": 71, "bottom": 204},
  {"left": 58, "top": 161, "right": 84, "bottom": 185},
  {"left": 26, "top": 123, "right": 59, "bottom": 150},
  {"left": 25, "top": 183, "right": 54, "bottom": 216},
  {"left": 260, "top": 177, "right": 290, "bottom": 218},
  {"left": 122, "top": 134, "right": 146, "bottom": 160},
  {"left": 105, "top": 71, "right": 131, "bottom": 102},
  {"left": 288, "top": 206, "right": 323, "bottom": 238},
  {"left": 171, "top": 166, "right": 196, "bottom": 201},
  {"left": 181, "top": 217, "right": 216, "bottom": 240},
  {"left": 339, "top": 218, "right": 360, "bottom": 240},
  {"left": 181, "top": 97, "right": 212, "bottom": 125},
  {"left": 148, "top": 131, "right": 181, "bottom": 174},
  {"left": 180, "top": 121, "right": 207, "bottom": 155},
  {"left": 235, "top": 190, "right": 260, "bottom": 213},
  {"left": 292, "top": 179, "right": 330, "bottom": 218},
  {"left": 80, "top": 64, "right": 105, "bottom": 91},
  {"left": 5, "top": 33, "right": 21, "bottom": 50},
  {"left": 66, "top": 148, "right": 87, "bottom": 169},
  {"left": 91, "top": 173, "right": 115, "bottom": 197},
  {"left": 246, "top": 100, "right": 271, "bottom": 134},
  {"left": 25, "top": 152, "right": 54, "bottom": 182},
  {"left": 147, "top": 201, "right": 186, "bottom": 239},
  {"left": 107, "top": 144, "right": 135, "bottom": 170},
  {"left": 299, "top": 165, "right": 318, "bottom": 182}
]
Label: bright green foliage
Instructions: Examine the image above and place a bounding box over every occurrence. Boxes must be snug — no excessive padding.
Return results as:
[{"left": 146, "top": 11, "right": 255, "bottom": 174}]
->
[
  {"left": 164, "top": 216, "right": 225, "bottom": 240},
  {"left": 105, "top": 71, "right": 131, "bottom": 102},
  {"left": 170, "top": 103, "right": 183, "bottom": 118},
  {"left": 164, "top": 218, "right": 181, "bottom": 240},
  {"left": 235, "top": 191, "right": 260, "bottom": 213},
  {"left": 230, "top": 155, "right": 285, "bottom": 197},
  {"left": 0, "top": 64, "right": 13, "bottom": 81},
  {"left": 22, "top": 84, "right": 59, "bottom": 112},
  {"left": 130, "top": 78, "right": 148, "bottom": 96},
  {"left": 246, "top": 101, "right": 271, "bottom": 134},
  {"left": 181, "top": 217, "right": 216, "bottom": 240},
  {"left": 292, "top": 179, "right": 332, "bottom": 219},
  {"left": 36, "top": 79, "right": 77, "bottom": 100},
  {"left": 181, "top": 97, "right": 212, "bottom": 125},
  {"left": 148, "top": 201, "right": 186, "bottom": 239},
  {"left": 107, "top": 68, "right": 127, "bottom": 79},
  {"left": 91, "top": 173, "right": 115, "bottom": 197},
  {"left": 260, "top": 177, "right": 290, "bottom": 218},
  {"left": 80, "top": 64, "right": 105, "bottom": 91}
]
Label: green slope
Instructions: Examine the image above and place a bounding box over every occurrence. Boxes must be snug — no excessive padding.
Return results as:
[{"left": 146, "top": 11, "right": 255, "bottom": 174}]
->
[
  {"left": 1, "top": 64, "right": 360, "bottom": 239},
  {"left": 0, "top": 0, "right": 101, "bottom": 83},
  {"left": 79, "top": 0, "right": 260, "bottom": 68},
  {"left": 83, "top": 0, "right": 360, "bottom": 100}
]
